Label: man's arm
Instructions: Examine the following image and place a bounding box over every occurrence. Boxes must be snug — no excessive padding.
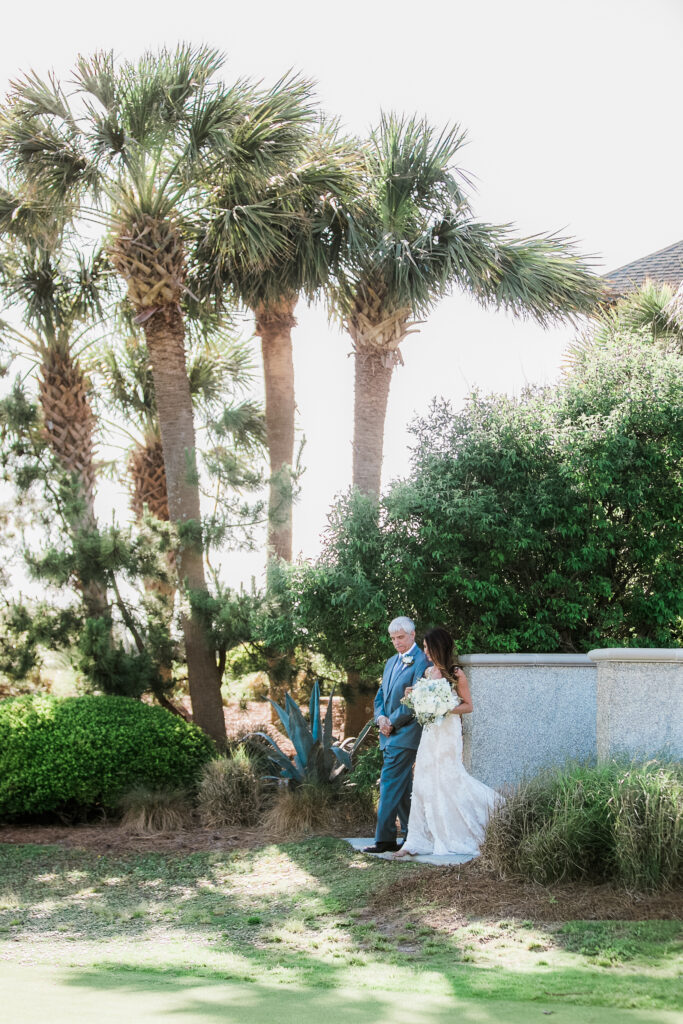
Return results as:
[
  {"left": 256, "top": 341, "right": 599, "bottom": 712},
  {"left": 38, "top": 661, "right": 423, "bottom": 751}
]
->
[
  {"left": 388, "top": 657, "right": 427, "bottom": 730},
  {"left": 375, "top": 679, "right": 393, "bottom": 735},
  {"left": 374, "top": 679, "right": 387, "bottom": 722}
]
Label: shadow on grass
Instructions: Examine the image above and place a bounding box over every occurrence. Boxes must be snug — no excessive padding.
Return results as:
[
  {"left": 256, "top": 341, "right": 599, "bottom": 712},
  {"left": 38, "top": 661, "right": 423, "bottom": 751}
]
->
[
  {"left": 1, "top": 838, "right": 680, "bottom": 1016},
  {"left": 52, "top": 963, "right": 682, "bottom": 1023}
]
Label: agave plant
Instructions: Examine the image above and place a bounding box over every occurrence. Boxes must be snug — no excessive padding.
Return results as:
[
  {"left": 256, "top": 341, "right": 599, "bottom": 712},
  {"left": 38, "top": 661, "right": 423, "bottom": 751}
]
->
[{"left": 254, "top": 681, "right": 373, "bottom": 785}]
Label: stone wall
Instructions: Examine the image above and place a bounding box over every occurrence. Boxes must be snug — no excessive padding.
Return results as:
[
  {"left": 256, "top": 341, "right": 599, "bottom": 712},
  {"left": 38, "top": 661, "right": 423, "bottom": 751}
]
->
[
  {"left": 589, "top": 648, "right": 683, "bottom": 762},
  {"left": 457, "top": 649, "right": 682, "bottom": 790},
  {"left": 458, "top": 654, "right": 596, "bottom": 789}
]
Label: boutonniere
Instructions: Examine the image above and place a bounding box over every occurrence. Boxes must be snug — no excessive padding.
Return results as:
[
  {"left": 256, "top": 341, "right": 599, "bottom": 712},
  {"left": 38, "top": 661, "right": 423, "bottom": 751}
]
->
[{"left": 401, "top": 654, "right": 414, "bottom": 666}]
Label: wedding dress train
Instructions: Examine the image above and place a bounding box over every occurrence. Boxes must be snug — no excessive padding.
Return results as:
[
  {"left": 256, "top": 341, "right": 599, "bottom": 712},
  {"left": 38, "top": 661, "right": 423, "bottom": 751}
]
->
[{"left": 403, "top": 712, "right": 500, "bottom": 857}]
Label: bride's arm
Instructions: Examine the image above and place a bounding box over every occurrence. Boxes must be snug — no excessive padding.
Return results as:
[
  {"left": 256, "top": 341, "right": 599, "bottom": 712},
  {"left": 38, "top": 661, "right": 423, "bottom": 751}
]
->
[{"left": 450, "top": 669, "right": 473, "bottom": 715}]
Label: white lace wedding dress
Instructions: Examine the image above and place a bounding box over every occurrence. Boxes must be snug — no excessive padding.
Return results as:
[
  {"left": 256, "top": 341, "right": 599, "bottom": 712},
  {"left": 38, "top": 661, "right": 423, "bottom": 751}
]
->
[{"left": 403, "top": 675, "right": 501, "bottom": 857}]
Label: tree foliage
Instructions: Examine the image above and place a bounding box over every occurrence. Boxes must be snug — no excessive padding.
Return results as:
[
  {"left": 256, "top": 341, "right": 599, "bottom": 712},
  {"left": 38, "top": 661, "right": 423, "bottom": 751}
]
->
[{"left": 294, "top": 334, "right": 683, "bottom": 667}]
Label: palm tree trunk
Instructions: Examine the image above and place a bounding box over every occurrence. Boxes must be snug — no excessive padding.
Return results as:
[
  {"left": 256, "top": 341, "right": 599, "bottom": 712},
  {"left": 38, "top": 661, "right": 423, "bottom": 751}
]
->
[
  {"left": 346, "top": 305, "right": 411, "bottom": 735},
  {"left": 129, "top": 438, "right": 182, "bottom": 711},
  {"left": 143, "top": 305, "right": 225, "bottom": 747},
  {"left": 351, "top": 349, "right": 394, "bottom": 498},
  {"left": 254, "top": 296, "right": 298, "bottom": 563},
  {"left": 339, "top": 348, "right": 394, "bottom": 735},
  {"left": 38, "top": 348, "right": 109, "bottom": 621}
]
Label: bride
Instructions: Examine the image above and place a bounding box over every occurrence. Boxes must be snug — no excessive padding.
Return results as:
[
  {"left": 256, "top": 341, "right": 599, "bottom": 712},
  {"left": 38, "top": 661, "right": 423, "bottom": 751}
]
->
[{"left": 394, "top": 626, "right": 500, "bottom": 859}]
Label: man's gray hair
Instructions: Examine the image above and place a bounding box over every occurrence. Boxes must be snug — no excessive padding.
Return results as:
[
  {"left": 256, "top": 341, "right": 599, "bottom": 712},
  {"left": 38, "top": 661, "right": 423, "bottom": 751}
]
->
[{"left": 388, "top": 616, "right": 415, "bottom": 635}]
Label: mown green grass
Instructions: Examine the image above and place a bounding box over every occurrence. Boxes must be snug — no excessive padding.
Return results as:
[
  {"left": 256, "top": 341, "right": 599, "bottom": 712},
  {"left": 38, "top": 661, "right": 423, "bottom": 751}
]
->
[{"left": 1, "top": 838, "right": 681, "bottom": 1017}]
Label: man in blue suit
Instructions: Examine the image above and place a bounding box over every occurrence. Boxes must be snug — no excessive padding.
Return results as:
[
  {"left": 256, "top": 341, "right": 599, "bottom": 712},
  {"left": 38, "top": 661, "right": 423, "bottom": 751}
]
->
[{"left": 363, "top": 616, "right": 428, "bottom": 854}]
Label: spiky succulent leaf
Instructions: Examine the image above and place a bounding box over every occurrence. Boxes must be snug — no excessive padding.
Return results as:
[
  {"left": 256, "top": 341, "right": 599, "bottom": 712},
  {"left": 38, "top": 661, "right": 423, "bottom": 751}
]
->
[
  {"left": 331, "top": 746, "right": 352, "bottom": 770},
  {"left": 284, "top": 692, "right": 315, "bottom": 767},
  {"left": 349, "top": 718, "right": 374, "bottom": 755},
  {"left": 309, "top": 679, "right": 321, "bottom": 743},
  {"left": 265, "top": 697, "right": 290, "bottom": 736},
  {"left": 250, "top": 730, "right": 303, "bottom": 782}
]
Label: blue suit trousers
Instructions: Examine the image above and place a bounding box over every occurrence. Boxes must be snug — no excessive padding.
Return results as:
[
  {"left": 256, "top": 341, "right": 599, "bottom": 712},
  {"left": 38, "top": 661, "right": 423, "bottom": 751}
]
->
[{"left": 375, "top": 745, "right": 416, "bottom": 843}]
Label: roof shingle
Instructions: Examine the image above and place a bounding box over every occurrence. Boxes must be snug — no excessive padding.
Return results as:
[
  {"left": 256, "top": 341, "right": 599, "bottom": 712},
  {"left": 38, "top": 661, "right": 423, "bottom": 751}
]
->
[{"left": 604, "top": 239, "right": 683, "bottom": 296}]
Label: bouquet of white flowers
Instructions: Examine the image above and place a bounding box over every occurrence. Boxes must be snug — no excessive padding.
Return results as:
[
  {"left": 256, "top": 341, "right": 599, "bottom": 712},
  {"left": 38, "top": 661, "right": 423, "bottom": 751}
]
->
[{"left": 401, "top": 675, "right": 458, "bottom": 727}]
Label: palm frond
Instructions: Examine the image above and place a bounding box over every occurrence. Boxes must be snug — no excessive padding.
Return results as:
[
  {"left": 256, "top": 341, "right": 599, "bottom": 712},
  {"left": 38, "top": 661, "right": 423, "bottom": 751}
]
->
[
  {"left": 564, "top": 280, "right": 683, "bottom": 373},
  {"left": 333, "top": 114, "right": 600, "bottom": 334},
  {"left": 211, "top": 399, "right": 267, "bottom": 452},
  {"left": 229, "top": 72, "right": 317, "bottom": 174}
]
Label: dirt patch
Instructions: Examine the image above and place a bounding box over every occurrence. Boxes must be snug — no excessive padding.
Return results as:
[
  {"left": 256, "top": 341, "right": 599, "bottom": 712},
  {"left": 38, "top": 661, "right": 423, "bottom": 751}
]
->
[
  {"left": 372, "top": 857, "right": 683, "bottom": 924},
  {"left": 0, "top": 821, "right": 277, "bottom": 855}
]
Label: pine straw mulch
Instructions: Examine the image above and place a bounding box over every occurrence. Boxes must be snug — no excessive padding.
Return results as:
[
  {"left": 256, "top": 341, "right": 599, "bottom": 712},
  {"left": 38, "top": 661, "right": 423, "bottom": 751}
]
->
[
  {"left": 2, "top": 822, "right": 679, "bottom": 925},
  {"left": 371, "top": 855, "right": 683, "bottom": 927},
  {"left": 0, "top": 821, "right": 278, "bottom": 855}
]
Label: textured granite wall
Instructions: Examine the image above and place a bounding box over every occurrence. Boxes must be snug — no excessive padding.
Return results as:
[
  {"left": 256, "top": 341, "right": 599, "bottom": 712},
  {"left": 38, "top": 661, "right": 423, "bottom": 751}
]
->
[
  {"left": 588, "top": 648, "right": 683, "bottom": 761},
  {"left": 457, "top": 650, "right": 682, "bottom": 791},
  {"left": 458, "top": 654, "right": 597, "bottom": 790}
]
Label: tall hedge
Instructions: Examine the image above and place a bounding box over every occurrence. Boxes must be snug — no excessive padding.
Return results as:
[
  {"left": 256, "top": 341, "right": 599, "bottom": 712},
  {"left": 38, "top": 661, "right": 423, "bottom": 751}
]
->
[
  {"left": 0, "top": 694, "right": 215, "bottom": 820},
  {"left": 294, "top": 336, "right": 683, "bottom": 671}
]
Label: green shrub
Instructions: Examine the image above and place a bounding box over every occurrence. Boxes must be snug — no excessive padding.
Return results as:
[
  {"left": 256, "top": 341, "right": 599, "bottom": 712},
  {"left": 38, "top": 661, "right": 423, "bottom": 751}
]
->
[
  {"left": 483, "top": 759, "right": 683, "bottom": 891},
  {"left": 0, "top": 694, "right": 215, "bottom": 820},
  {"left": 348, "top": 744, "right": 383, "bottom": 797}
]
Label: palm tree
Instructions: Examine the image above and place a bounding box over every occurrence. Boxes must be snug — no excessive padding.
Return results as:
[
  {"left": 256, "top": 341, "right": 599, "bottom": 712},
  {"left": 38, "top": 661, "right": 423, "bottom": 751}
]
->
[
  {"left": 330, "top": 114, "right": 603, "bottom": 733},
  {"left": 97, "top": 327, "right": 265, "bottom": 567},
  {"left": 332, "top": 113, "right": 603, "bottom": 500},
  {"left": 564, "top": 281, "right": 683, "bottom": 373},
  {"left": 197, "top": 125, "right": 357, "bottom": 563},
  {"left": 96, "top": 326, "right": 265, "bottom": 712},
  {"left": 0, "top": 224, "right": 110, "bottom": 620},
  {"left": 0, "top": 46, "right": 316, "bottom": 744}
]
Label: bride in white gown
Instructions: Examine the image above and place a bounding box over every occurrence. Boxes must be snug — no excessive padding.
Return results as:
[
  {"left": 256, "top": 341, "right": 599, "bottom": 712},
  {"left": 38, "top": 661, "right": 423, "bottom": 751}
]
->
[{"left": 394, "top": 627, "right": 500, "bottom": 859}]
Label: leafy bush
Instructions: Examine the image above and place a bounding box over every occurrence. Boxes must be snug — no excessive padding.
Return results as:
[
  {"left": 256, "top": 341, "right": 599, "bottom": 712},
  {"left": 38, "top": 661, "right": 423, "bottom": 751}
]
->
[
  {"left": 348, "top": 744, "right": 383, "bottom": 797},
  {"left": 483, "top": 759, "right": 683, "bottom": 891},
  {"left": 295, "top": 337, "right": 683, "bottom": 660},
  {"left": 0, "top": 694, "right": 215, "bottom": 820},
  {"left": 196, "top": 749, "right": 263, "bottom": 827}
]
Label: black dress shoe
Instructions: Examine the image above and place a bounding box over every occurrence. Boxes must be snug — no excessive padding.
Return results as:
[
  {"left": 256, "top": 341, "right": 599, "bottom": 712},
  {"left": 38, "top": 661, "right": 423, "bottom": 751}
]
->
[{"left": 361, "top": 841, "right": 400, "bottom": 853}]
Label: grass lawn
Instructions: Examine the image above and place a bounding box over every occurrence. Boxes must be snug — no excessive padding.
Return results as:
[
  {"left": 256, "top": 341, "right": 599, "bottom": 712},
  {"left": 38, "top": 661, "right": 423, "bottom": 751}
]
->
[{"left": 1, "top": 837, "right": 681, "bottom": 1023}]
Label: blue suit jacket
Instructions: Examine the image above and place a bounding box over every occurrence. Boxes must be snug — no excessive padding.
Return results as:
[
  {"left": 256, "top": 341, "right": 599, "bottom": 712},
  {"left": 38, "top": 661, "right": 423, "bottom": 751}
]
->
[{"left": 374, "top": 646, "right": 429, "bottom": 751}]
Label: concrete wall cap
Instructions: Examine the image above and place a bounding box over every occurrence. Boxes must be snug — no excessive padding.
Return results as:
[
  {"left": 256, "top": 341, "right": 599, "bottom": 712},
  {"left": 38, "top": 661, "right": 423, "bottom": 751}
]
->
[
  {"left": 587, "top": 648, "right": 683, "bottom": 663},
  {"left": 459, "top": 653, "right": 593, "bottom": 667}
]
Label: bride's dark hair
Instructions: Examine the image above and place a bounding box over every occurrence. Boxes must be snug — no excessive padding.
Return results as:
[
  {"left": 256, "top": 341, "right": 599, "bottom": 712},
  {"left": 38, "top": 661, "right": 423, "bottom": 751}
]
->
[{"left": 424, "top": 627, "right": 460, "bottom": 685}]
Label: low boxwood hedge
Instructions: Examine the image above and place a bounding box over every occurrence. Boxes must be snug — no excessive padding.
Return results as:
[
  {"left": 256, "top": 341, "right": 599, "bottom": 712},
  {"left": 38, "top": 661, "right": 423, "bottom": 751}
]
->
[{"left": 0, "top": 694, "right": 215, "bottom": 820}]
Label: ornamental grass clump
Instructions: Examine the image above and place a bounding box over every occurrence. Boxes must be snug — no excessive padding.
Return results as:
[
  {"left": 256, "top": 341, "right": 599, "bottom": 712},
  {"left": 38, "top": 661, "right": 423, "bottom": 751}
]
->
[
  {"left": 196, "top": 748, "right": 264, "bottom": 827},
  {"left": 482, "top": 758, "right": 683, "bottom": 891},
  {"left": 119, "top": 785, "right": 193, "bottom": 833},
  {"left": 263, "top": 783, "right": 333, "bottom": 837}
]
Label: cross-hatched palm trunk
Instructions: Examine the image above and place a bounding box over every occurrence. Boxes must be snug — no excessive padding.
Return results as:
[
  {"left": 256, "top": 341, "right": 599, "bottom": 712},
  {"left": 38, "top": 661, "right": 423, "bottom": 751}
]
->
[
  {"left": 128, "top": 435, "right": 181, "bottom": 715},
  {"left": 38, "top": 345, "right": 109, "bottom": 620},
  {"left": 129, "top": 436, "right": 176, "bottom": 602}
]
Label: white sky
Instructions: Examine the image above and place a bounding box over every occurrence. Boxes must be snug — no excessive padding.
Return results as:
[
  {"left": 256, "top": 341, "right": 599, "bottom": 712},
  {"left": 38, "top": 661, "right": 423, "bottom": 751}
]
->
[{"left": 3, "top": 0, "right": 683, "bottom": 589}]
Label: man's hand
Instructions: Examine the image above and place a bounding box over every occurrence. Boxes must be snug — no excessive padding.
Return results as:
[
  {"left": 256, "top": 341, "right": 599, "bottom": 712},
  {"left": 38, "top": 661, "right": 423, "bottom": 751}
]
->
[{"left": 377, "top": 715, "right": 393, "bottom": 737}]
